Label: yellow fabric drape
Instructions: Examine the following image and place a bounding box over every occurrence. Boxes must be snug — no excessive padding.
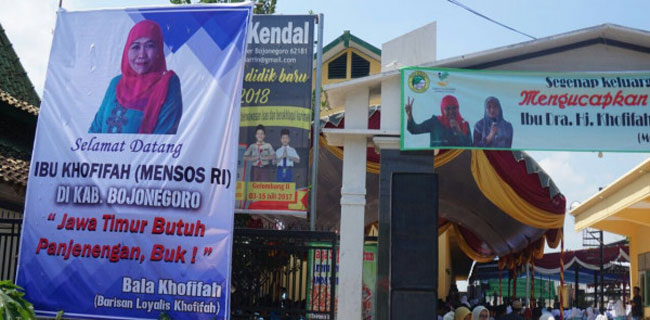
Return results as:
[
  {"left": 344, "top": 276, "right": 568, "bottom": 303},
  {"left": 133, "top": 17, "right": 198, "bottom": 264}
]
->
[
  {"left": 318, "top": 137, "right": 463, "bottom": 174},
  {"left": 497, "top": 237, "right": 546, "bottom": 269},
  {"left": 534, "top": 237, "right": 546, "bottom": 260},
  {"left": 451, "top": 224, "right": 495, "bottom": 263},
  {"left": 317, "top": 136, "right": 381, "bottom": 174},
  {"left": 470, "top": 150, "right": 564, "bottom": 229},
  {"left": 434, "top": 149, "right": 463, "bottom": 168},
  {"left": 439, "top": 221, "right": 452, "bottom": 236}
]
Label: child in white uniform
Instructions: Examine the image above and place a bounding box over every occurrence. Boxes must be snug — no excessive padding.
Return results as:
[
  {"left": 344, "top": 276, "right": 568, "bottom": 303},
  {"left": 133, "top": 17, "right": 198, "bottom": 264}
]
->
[{"left": 274, "top": 128, "right": 300, "bottom": 182}]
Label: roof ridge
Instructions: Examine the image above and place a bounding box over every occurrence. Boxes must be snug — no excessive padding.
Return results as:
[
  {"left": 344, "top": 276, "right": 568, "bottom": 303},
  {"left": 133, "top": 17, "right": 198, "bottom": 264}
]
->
[
  {"left": 320, "top": 30, "right": 381, "bottom": 58},
  {"left": 0, "top": 23, "right": 41, "bottom": 106},
  {"left": 0, "top": 87, "right": 39, "bottom": 116},
  {"left": 0, "top": 141, "right": 31, "bottom": 161},
  {"left": 0, "top": 152, "right": 29, "bottom": 187}
]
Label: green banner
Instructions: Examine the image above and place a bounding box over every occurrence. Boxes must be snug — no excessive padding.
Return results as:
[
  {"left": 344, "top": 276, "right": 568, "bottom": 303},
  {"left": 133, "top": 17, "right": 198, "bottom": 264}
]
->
[
  {"left": 362, "top": 243, "right": 377, "bottom": 320},
  {"left": 402, "top": 67, "right": 650, "bottom": 152},
  {"left": 485, "top": 278, "right": 556, "bottom": 300}
]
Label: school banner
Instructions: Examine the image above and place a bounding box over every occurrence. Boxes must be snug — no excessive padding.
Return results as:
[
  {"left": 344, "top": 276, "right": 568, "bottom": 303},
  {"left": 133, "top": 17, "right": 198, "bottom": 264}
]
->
[
  {"left": 306, "top": 243, "right": 377, "bottom": 320},
  {"left": 236, "top": 15, "right": 314, "bottom": 215},
  {"left": 402, "top": 68, "right": 650, "bottom": 152},
  {"left": 307, "top": 244, "right": 337, "bottom": 319},
  {"left": 361, "top": 243, "right": 377, "bottom": 320},
  {"left": 16, "top": 5, "right": 252, "bottom": 319}
]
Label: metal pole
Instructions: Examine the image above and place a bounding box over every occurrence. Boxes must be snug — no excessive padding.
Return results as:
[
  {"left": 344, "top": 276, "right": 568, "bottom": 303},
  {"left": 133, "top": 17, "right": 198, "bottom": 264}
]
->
[
  {"left": 622, "top": 276, "right": 626, "bottom": 305},
  {"left": 513, "top": 270, "right": 518, "bottom": 301},
  {"left": 508, "top": 271, "right": 512, "bottom": 300},
  {"left": 594, "top": 269, "right": 598, "bottom": 308},
  {"left": 575, "top": 265, "right": 579, "bottom": 307},
  {"left": 526, "top": 264, "right": 531, "bottom": 306},
  {"left": 330, "top": 237, "right": 337, "bottom": 319},
  {"left": 309, "top": 13, "right": 324, "bottom": 231},
  {"left": 599, "top": 230, "right": 604, "bottom": 312},
  {"left": 546, "top": 274, "right": 555, "bottom": 309}
]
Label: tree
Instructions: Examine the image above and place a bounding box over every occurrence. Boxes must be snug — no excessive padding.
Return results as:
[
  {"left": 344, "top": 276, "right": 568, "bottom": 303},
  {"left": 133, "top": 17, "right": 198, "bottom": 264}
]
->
[
  {"left": 170, "top": 0, "right": 277, "bottom": 14},
  {"left": 313, "top": 86, "right": 331, "bottom": 112},
  {"left": 0, "top": 280, "right": 36, "bottom": 320}
]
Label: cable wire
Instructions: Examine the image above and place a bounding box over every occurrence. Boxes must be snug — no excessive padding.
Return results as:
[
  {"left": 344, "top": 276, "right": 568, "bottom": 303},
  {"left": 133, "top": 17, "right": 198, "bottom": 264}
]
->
[{"left": 447, "top": 0, "right": 537, "bottom": 40}]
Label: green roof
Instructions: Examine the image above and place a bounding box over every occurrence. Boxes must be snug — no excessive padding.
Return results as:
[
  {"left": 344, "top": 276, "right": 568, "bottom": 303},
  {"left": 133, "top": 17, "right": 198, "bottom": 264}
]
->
[
  {"left": 0, "top": 23, "right": 40, "bottom": 107},
  {"left": 321, "top": 30, "right": 381, "bottom": 58}
]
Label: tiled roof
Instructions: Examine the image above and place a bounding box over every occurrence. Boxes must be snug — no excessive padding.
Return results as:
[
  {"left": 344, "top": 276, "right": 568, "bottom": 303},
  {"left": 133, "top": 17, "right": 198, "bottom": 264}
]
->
[
  {"left": 0, "top": 144, "right": 29, "bottom": 187},
  {"left": 0, "top": 23, "right": 40, "bottom": 107},
  {"left": 0, "top": 88, "right": 39, "bottom": 116},
  {"left": 0, "top": 23, "right": 38, "bottom": 192}
]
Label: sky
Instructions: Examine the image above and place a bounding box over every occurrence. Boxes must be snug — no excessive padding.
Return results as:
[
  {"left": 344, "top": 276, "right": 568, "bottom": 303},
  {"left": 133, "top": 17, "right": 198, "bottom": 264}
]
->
[{"left": 1, "top": 0, "right": 650, "bottom": 253}]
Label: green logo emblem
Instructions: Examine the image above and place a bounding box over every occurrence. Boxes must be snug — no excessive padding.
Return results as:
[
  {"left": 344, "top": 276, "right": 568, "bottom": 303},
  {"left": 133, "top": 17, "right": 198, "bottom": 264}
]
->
[{"left": 408, "top": 71, "right": 429, "bottom": 93}]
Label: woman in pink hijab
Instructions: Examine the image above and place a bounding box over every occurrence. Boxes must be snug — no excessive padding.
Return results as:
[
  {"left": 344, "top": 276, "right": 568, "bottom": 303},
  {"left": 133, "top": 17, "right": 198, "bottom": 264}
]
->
[
  {"left": 405, "top": 94, "right": 472, "bottom": 147},
  {"left": 90, "top": 20, "right": 182, "bottom": 134}
]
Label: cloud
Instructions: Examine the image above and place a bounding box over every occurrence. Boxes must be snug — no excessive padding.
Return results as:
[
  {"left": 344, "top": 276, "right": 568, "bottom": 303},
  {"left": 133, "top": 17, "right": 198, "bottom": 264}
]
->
[
  {"left": 532, "top": 151, "right": 628, "bottom": 253},
  {"left": 0, "top": 0, "right": 58, "bottom": 96},
  {"left": 536, "top": 151, "right": 586, "bottom": 188},
  {"left": 0, "top": 0, "right": 178, "bottom": 97}
]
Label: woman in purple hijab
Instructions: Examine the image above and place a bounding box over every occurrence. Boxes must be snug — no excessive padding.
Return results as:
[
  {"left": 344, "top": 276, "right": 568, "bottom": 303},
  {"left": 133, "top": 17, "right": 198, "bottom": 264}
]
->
[{"left": 473, "top": 96, "right": 513, "bottom": 148}]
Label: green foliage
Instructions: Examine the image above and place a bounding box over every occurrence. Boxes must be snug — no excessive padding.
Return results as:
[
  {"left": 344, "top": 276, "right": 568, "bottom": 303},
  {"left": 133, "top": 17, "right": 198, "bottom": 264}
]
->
[
  {"left": 252, "top": 0, "right": 277, "bottom": 14},
  {"left": 312, "top": 86, "right": 331, "bottom": 112},
  {"left": 0, "top": 280, "right": 36, "bottom": 320},
  {"left": 55, "top": 310, "right": 64, "bottom": 320},
  {"left": 158, "top": 311, "right": 172, "bottom": 320},
  {"left": 170, "top": 0, "right": 277, "bottom": 14}
]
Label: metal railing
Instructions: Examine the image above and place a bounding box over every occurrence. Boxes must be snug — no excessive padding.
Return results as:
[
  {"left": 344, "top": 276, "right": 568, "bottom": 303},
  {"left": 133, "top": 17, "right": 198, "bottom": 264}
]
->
[
  {"left": 231, "top": 228, "right": 338, "bottom": 320},
  {"left": 0, "top": 218, "right": 340, "bottom": 319},
  {"left": 0, "top": 218, "right": 22, "bottom": 281}
]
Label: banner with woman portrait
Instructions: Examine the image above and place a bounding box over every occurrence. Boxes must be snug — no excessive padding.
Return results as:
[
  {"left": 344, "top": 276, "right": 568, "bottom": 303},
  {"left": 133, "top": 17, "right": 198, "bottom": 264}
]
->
[
  {"left": 16, "top": 5, "right": 252, "bottom": 319},
  {"left": 402, "top": 67, "right": 650, "bottom": 152}
]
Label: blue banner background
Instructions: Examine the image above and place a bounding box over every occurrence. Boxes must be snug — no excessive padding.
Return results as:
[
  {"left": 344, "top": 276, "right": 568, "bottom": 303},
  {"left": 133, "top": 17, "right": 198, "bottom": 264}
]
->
[{"left": 16, "top": 5, "right": 252, "bottom": 319}]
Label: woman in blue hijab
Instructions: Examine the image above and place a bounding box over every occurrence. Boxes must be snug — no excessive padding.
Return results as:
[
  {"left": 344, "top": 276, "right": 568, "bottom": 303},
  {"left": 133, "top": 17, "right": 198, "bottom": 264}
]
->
[{"left": 473, "top": 96, "right": 513, "bottom": 148}]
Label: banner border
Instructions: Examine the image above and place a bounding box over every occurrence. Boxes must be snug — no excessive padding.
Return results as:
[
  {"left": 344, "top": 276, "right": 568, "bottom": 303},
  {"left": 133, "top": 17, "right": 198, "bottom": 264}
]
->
[
  {"left": 400, "top": 66, "right": 650, "bottom": 153},
  {"left": 16, "top": 5, "right": 254, "bottom": 320}
]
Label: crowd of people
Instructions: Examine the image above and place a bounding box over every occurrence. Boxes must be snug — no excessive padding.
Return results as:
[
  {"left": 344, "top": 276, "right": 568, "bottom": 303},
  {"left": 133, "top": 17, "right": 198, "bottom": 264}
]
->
[{"left": 439, "top": 286, "right": 644, "bottom": 320}]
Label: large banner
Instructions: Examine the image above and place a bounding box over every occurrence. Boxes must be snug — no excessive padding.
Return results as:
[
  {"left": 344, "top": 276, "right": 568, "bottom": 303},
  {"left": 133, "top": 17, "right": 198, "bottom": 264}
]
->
[
  {"left": 16, "top": 5, "right": 252, "bottom": 319},
  {"left": 402, "top": 68, "right": 650, "bottom": 152},
  {"left": 306, "top": 243, "right": 377, "bottom": 320},
  {"left": 236, "top": 15, "right": 314, "bottom": 215}
]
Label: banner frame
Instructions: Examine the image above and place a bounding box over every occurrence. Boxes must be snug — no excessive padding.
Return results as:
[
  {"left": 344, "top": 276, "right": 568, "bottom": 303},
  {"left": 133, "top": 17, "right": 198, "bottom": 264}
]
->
[
  {"left": 400, "top": 66, "right": 650, "bottom": 153},
  {"left": 16, "top": 5, "right": 253, "bottom": 319}
]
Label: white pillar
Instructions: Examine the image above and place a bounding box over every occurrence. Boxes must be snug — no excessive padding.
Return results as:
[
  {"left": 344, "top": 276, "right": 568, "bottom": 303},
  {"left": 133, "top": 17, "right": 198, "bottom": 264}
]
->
[
  {"left": 337, "top": 86, "right": 369, "bottom": 320},
  {"left": 380, "top": 76, "right": 401, "bottom": 132}
]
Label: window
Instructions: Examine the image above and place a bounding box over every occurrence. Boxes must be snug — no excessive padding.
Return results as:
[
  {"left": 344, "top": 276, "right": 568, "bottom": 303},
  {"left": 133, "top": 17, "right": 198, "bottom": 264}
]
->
[
  {"left": 327, "top": 53, "right": 347, "bottom": 79},
  {"left": 351, "top": 52, "right": 370, "bottom": 78}
]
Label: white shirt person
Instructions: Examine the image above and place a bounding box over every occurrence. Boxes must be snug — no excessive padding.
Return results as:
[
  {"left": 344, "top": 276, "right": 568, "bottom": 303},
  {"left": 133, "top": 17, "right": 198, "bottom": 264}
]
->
[{"left": 274, "top": 129, "right": 300, "bottom": 182}]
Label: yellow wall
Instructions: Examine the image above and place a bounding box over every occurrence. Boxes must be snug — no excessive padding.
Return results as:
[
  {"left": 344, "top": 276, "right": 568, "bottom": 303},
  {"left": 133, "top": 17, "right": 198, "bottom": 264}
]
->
[
  {"left": 313, "top": 47, "right": 381, "bottom": 87},
  {"left": 631, "top": 234, "right": 638, "bottom": 297},
  {"left": 313, "top": 47, "right": 382, "bottom": 113},
  {"left": 629, "top": 226, "right": 650, "bottom": 317},
  {"left": 439, "top": 230, "right": 452, "bottom": 299}
]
